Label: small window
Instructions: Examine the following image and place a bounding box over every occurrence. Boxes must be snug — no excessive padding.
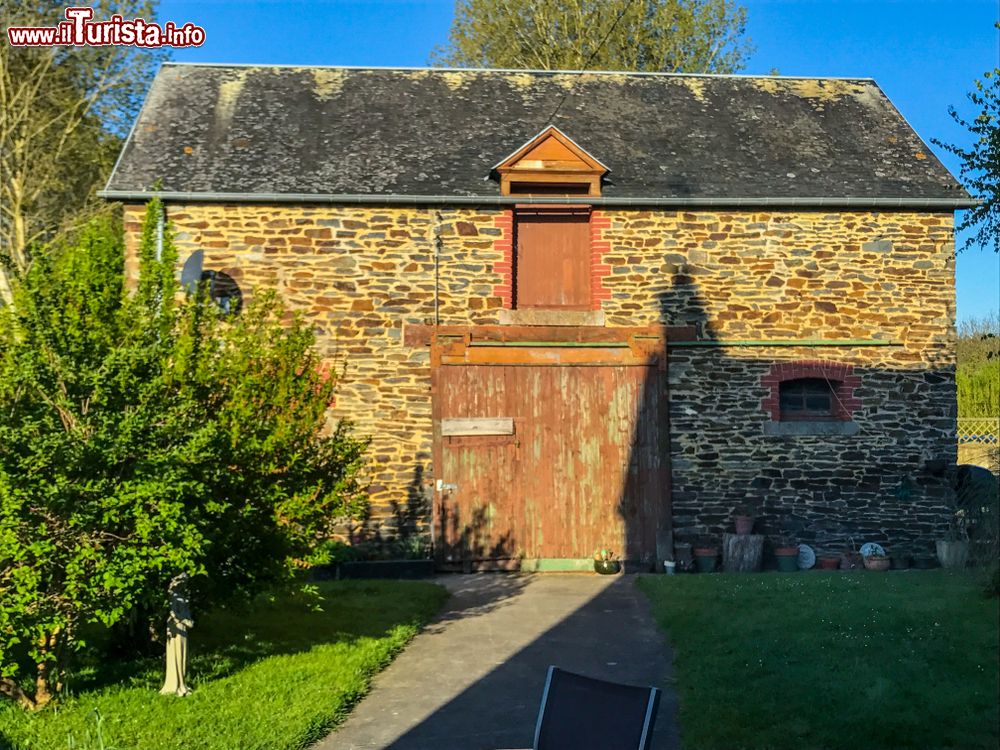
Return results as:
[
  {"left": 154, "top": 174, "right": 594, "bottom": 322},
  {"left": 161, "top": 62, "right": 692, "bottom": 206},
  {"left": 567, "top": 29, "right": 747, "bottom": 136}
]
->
[
  {"left": 779, "top": 378, "right": 836, "bottom": 421},
  {"left": 509, "top": 182, "right": 591, "bottom": 196},
  {"left": 180, "top": 251, "right": 243, "bottom": 316},
  {"left": 201, "top": 270, "right": 243, "bottom": 316}
]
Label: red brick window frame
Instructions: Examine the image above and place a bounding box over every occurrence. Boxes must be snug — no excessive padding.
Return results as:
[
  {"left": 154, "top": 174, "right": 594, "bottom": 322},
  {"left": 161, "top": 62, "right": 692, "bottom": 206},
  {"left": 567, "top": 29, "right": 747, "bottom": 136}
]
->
[{"left": 761, "top": 361, "right": 861, "bottom": 422}]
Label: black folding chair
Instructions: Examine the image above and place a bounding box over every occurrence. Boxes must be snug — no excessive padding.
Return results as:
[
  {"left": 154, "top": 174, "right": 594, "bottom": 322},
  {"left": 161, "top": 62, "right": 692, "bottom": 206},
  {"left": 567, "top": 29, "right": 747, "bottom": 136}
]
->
[{"left": 528, "top": 666, "right": 661, "bottom": 750}]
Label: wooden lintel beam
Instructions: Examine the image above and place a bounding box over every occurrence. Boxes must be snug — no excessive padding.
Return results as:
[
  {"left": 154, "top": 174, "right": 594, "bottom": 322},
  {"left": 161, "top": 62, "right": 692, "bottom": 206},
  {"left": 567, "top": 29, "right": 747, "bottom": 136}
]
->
[
  {"left": 405, "top": 324, "right": 697, "bottom": 347},
  {"left": 441, "top": 346, "right": 658, "bottom": 367}
]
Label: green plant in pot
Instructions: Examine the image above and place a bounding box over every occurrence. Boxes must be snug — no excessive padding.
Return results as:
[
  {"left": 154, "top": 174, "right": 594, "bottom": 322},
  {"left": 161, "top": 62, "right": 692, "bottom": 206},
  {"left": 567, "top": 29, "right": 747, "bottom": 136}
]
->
[
  {"left": 693, "top": 541, "right": 719, "bottom": 573},
  {"left": 840, "top": 538, "right": 864, "bottom": 571},
  {"left": 773, "top": 538, "right": 800, "bottom": 572},
  {"left": 594, "top": 547, "right": 621, "bottom": 574}
]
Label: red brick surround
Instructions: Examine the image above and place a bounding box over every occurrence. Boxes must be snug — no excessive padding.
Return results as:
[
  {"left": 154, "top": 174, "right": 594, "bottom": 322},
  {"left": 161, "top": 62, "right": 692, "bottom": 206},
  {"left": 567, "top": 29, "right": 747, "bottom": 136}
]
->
[
  {"left": 761, "top": 360, "right": 862, "bottom": 421},
  {"left": 491, "top": 208, "right": 614, "bottom": 312},
  {"left": 590, "top": 210, "right": 612, "bottom": 310},
  {"left": 492, "top": 209, "right": 514, "bottom": 309}
]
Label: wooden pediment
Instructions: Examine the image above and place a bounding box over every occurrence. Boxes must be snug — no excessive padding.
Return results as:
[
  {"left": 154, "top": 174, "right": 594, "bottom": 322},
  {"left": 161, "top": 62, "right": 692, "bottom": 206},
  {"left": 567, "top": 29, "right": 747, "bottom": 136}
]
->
[{"left": 493, "top": 126, "right": 608, "bottom": 196}]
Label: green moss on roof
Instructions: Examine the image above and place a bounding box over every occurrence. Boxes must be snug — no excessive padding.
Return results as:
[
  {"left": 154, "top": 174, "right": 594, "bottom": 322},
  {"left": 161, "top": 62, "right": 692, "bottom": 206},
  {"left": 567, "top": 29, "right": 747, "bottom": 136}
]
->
[{"left": 106, "top": 64, "right": 967, "bottom": 202}]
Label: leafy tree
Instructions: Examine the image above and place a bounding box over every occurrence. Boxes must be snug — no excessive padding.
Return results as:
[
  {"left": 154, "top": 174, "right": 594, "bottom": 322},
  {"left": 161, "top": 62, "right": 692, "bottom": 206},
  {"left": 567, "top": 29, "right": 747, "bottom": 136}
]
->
[
  {"left": 933, "top": 63, "right": 1000, "bottom": 253},
  {"left": 432, "top": 0, "right": 752, "bottom": 73},
  {"left": 0, "top": 201, "right": 367, "bottom": 709},
  {"left": 0, "top": 1, "right": 163, "bottom": 303},
  {"left": 957, "top": 314, "right": 999, "bottom": 418}
]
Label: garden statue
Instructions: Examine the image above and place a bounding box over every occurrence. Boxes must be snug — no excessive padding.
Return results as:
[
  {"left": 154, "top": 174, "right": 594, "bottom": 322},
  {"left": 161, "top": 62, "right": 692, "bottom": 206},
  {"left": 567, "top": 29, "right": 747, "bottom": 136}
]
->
[{"left": 160, "top": 574, "right": 194, "bottom": 697}]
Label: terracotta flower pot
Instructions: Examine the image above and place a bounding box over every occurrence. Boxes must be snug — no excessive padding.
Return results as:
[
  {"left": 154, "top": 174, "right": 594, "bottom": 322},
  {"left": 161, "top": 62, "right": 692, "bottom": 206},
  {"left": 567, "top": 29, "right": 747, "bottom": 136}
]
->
[
  {"left": 818, "top": 556, "right": 840, "bottom": 570},
  {"left": 774, "top": 546, "right": 799, "bottom": 572},
  {"left": 734, "top": 515, "right": 755, "bottom": 535},
  {"left": 693, "top": 547, "right": 718, "bottom": 573},
  {"left": 863, "top": 555, "right": 890, "bottom": 572}
]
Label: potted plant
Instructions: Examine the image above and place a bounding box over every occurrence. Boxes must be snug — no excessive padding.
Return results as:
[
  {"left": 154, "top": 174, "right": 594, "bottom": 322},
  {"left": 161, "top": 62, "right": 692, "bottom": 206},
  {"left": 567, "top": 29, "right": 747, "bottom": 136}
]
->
[
  {"left": 863, "top": 551, "right": 891, "bottom": 572},
  {"left": 673, "top": 542, "right": 694, "bottom": 572},
  {"left": 817, "top": 554, "right": 840, "bottom": 570},
  {"left": 936, "top": 509, "right": 970, "bottom": 569},
  {"left": 732, "top": 502, "right": 757, "bottom": 536},
  {"left": 839, "top": 538, "right": 863, "bottom": 571},
  {"left": 773, "top": 538, "right": 800, "bottom": 572},
  {"left": 693, "top": 541, "right": 719, "bottom": 573},
  {"left": 891, "top": 548, "right": 912, "bottom": 570},
  {"left": 594, "top": 547, "right": 621, "bottom": 575}
]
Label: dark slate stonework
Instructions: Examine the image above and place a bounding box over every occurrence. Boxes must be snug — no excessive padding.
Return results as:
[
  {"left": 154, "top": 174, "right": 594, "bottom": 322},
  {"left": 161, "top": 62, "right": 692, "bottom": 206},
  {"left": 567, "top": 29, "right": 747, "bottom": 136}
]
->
[{"left": 668, "top": 348, "right": 956, "bottom": 557}]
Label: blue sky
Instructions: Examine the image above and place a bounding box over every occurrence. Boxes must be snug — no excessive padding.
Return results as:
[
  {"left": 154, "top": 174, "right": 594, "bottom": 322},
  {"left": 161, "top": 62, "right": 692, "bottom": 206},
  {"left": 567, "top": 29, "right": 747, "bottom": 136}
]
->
[{"left": 155, "top": 0, "right": 999, "bottom": 324}]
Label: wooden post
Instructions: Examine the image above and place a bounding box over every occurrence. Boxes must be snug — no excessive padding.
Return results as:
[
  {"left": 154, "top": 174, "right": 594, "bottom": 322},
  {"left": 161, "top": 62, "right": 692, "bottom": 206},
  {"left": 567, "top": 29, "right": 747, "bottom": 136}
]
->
[{"left": 723, "top": 533, "right": 764, "bottom": 573}]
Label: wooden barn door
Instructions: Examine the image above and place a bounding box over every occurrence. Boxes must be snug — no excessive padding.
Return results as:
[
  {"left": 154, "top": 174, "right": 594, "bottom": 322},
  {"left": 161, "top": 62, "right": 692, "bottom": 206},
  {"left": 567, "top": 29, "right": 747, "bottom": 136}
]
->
[{"left": 434, "top": 361, "right": 668, "bottom": 569}]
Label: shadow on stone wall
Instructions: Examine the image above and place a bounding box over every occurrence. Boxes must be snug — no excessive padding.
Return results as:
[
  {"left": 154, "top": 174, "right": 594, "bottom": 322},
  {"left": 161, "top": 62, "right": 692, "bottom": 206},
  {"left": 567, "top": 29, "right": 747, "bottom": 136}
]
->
[
  {"left": 353, "top": 464, "right": 517, "bottom": 565},
  {"left": 617, "top": 270, "right": 957, "bottom": 564},
  {"left": 350, "top": 466, "right": 433, "bottom": 556},
  {"left": 411, "top": 267, "right": 958, "bottom": 568},
  {"left": 361, "top": 247, "right": 958, "bottom": 566}
]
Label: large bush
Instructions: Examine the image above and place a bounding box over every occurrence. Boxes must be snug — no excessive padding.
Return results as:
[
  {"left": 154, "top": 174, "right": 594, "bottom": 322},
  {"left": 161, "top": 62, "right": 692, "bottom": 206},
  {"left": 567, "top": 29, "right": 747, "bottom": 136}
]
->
[{"left": 0, "top": 201, "right": 367, "bottom": 709}]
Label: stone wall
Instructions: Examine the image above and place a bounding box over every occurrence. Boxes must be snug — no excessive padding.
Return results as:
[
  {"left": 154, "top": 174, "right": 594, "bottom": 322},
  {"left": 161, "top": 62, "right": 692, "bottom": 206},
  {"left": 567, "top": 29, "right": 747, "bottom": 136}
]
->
[
  {"left": 667, "top": 346, "right": 956, "bottom": 557},
  {"left": 590, "top": 209, "right": 957, "bottom": 556},
  {"left": 124, "top": 202, "right": 511, "bottom": 540},
  {"left": 123, "top": 205, "right": 957, "bottom": 555}
]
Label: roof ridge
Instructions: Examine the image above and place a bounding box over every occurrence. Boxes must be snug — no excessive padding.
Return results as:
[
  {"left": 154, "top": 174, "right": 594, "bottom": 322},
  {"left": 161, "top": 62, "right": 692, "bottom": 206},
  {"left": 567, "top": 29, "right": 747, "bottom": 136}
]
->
[
  {"left": 105, "top": 62, "right": 964, "bottom": 202},
  {"left": 160, "top": 61, "right": 875, "bottom": 82}
]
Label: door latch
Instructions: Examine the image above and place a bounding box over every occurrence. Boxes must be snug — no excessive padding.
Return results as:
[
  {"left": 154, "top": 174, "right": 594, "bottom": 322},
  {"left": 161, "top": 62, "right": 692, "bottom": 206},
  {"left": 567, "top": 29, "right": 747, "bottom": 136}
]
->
[{"left": 436, "top": 479, "right": 458, "bottom": 493}]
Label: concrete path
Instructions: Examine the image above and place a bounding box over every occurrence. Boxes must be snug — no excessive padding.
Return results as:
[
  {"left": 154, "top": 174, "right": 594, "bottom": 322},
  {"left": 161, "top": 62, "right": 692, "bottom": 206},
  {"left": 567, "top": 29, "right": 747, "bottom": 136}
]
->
[{"left": 314, "top": 573, "right": 679, "bottom": 750}]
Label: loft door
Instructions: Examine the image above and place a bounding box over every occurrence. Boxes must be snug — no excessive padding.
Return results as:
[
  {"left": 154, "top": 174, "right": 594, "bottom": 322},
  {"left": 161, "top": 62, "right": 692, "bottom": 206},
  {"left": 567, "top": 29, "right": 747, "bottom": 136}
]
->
[{"left": 515, "top": 208, "right": 590, "bottom": 309}]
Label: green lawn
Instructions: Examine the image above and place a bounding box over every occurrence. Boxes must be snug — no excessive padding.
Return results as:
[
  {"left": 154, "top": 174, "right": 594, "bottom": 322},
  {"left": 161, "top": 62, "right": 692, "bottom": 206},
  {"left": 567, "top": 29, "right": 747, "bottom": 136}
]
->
[
  {"left": 639, "top": 570, "right": 999, "bottom": 750},
  {"left": 0, "top": 580, "right": 448, "bottom": 750}
]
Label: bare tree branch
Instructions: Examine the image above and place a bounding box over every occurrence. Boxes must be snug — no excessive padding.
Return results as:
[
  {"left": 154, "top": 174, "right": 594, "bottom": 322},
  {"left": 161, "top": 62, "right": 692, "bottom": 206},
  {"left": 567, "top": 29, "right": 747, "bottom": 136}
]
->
[{"left": 0, "top": 1, "right": 163, "bottom": 303}]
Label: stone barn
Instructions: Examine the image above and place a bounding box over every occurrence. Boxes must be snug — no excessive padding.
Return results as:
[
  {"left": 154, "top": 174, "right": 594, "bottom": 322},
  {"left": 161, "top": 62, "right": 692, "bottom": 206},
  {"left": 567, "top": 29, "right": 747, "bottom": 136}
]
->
[{"left": 102, "top": 64, "right": 973, "bottom": 570}]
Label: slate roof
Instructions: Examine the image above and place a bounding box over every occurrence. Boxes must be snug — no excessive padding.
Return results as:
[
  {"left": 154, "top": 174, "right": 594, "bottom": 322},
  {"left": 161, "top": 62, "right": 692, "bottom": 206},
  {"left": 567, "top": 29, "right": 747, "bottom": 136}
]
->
[{"left": 102, "top": 63, "right": 972, "bottom": 206}]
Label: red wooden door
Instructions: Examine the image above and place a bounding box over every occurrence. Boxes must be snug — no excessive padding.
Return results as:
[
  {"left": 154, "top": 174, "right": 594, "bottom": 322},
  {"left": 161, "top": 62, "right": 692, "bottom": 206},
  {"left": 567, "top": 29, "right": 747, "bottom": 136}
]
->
[{"left": 434, "top": 362, "right": 668, "bottom": 567}]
